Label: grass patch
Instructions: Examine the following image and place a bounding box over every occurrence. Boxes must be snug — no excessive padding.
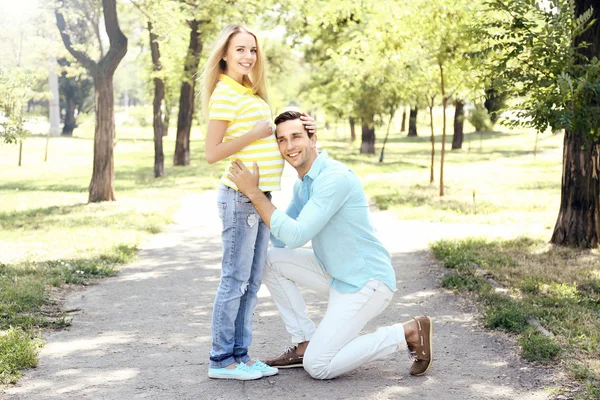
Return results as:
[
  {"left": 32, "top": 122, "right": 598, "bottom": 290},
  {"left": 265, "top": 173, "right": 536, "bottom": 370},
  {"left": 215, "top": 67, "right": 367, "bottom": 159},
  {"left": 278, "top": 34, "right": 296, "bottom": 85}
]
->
[
  {"left": 481, "top": 293, "right": 530, "bottom": 333},
  {"left": 0, "top": 327, "right": 42, "bottom": 384},
  {"left": 441, "top": 272, "right": 488, "bottom": 292},
  {"left": 519, "top": 328, "right": 562, "bottom": 363},
  {"left": 431, "top": 237, "right": 600, "bottom": 398}
]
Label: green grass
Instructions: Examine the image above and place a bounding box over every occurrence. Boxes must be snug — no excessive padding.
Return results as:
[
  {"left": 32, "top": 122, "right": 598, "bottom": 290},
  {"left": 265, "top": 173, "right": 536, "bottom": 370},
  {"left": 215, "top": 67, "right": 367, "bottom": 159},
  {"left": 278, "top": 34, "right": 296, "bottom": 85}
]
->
[
  {"left": 431, "top": 237, "right": 600, "bottom": 398},
  {"left": 0, "top": 327, "right": 42, "bottom": 384}
]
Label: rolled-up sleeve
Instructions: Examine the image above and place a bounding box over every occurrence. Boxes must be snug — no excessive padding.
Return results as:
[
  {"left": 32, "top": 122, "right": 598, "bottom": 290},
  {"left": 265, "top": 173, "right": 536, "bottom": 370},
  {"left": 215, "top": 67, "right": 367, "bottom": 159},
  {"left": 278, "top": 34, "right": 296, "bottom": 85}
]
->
[{"left": 270, "top": 173, "right": 350, "bottom": 248}]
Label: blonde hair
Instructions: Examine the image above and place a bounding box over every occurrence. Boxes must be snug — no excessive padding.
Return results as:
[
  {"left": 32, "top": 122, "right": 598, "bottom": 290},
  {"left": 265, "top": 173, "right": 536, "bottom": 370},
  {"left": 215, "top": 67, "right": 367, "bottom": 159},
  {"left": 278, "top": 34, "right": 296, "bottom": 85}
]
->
[{"left": 201, "top": 24, "right": 268, "bottom": 119}]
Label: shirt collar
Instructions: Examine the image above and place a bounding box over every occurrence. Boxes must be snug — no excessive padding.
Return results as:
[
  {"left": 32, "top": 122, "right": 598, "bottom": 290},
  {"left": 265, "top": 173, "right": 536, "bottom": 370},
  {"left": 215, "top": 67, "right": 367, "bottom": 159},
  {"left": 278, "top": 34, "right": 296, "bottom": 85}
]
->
[
  {"left": 304, "top": 151, "right": 329, "bottom": 181},
  {"left": 219, "top": 74, "right": 253, "bottom": 95}
]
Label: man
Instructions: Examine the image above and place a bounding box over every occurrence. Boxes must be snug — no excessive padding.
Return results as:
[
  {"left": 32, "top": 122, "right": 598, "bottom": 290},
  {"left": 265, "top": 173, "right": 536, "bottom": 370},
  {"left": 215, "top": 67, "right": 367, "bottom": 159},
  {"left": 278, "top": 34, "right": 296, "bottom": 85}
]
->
[{"left": 228, "top": 110, "right": 433, "bottom": 380}]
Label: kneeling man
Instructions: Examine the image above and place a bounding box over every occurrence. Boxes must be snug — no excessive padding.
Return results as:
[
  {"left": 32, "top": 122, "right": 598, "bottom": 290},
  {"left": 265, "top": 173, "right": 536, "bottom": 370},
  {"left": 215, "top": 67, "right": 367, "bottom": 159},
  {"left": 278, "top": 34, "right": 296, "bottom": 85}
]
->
[{"left": 228, "top": 110, "right": 433, "bottom": 379}]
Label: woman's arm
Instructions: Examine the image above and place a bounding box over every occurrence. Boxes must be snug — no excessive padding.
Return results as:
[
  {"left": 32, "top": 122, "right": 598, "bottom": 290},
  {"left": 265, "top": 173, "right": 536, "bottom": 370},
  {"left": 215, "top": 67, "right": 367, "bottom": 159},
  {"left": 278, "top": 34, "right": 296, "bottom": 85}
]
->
[{"left": 205, "top": 119, "right": 272, "bottom": 164}]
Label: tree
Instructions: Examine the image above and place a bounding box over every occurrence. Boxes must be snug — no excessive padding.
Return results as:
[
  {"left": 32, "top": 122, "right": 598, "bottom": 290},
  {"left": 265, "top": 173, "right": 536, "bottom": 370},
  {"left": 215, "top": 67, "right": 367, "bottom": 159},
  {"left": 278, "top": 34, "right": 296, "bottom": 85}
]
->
[
  {"left": 0, "top": 69, "right": 33, "bottom": 147},
  {"left": 486, "top": 0, "right": 600, "bottom": 247},
  {"left": 58, "top": 58, "right": 93, "bottom": 136},
  {"left": 56, "top": 0, "right": 128, "bottom": 202}
]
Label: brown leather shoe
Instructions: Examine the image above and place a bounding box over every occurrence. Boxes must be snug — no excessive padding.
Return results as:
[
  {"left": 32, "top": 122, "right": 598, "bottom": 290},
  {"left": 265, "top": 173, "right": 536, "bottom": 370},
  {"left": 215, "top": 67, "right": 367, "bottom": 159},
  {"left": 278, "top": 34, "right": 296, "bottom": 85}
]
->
[
  {"left": 407, "top": 316, "right": 433, "bottom": 376},
  {"left": 264, "top": 346, "right": 304, "bottom": 369}
]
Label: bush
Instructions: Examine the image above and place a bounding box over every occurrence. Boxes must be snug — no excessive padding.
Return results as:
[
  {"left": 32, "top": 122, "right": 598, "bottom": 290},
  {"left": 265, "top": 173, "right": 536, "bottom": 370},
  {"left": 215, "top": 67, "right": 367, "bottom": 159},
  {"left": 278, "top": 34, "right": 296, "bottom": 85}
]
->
[
  {"left": 0, "top": 327, "right": 42, "bottom": 384},
  {"left": 467, "top": 104, "right": 492, "bottom": 132}
]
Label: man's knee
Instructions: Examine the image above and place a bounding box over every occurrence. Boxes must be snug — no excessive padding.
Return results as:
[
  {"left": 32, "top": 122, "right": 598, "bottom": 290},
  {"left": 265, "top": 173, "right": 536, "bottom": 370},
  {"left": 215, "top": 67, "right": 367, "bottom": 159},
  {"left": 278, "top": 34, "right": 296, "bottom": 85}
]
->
[
  {"left": 303, "top": 351, "right": 330, "bottom": 380},
  {"left": 264, "top": 247, "right": 290, "bottom": 278}
]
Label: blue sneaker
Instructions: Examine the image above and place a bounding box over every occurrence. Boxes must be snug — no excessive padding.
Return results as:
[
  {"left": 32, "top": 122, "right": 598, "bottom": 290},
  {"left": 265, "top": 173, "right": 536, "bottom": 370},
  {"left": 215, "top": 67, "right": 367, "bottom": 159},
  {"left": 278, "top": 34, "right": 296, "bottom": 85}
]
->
[
  {"left": 247, "top": 359, "right": 279, "bottom": 377},
  {"left": 208, "top": 363, "right": 262, "bottom": 380}
]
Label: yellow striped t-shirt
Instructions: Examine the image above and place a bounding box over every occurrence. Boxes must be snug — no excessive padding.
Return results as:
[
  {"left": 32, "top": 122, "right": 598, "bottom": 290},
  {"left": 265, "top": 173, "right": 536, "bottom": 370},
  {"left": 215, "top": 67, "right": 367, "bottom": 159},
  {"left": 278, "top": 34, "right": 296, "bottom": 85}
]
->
[{"left": 208, "top": 74, "right": 283, "bottom": 191}]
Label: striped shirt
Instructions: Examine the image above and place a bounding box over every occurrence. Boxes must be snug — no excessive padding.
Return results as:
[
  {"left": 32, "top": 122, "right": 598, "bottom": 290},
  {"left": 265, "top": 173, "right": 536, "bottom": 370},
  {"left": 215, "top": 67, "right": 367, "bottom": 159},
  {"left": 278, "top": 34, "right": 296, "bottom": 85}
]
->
[{"left": 208, "top": 74, "right": 283, "bottom": 191}]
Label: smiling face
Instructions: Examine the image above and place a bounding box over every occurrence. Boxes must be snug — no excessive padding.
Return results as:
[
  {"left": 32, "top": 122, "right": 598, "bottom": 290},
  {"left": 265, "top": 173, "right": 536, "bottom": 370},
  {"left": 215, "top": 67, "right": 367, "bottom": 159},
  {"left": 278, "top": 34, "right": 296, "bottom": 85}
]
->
[
  {"left": 275, "top": 118, "right": 318, "bottom": 179},
  {"left": 222, "top": 32, "right": 257, "bottom": 84}
]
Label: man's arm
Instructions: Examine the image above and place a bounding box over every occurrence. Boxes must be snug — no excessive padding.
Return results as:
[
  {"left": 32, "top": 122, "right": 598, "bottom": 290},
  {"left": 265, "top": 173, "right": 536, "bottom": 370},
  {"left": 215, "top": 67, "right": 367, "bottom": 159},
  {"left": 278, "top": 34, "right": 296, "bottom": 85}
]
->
[
  {"left": 230, "top": 159, "right": 351, "bottom": 249},
  {"left": 228, "top": 159, "right": 276, "bottom": 228}
]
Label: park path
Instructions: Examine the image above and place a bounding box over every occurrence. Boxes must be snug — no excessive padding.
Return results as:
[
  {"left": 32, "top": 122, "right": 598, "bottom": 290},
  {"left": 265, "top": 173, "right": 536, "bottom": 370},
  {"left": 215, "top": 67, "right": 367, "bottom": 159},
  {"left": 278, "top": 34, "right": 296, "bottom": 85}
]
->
[{"left": 3, "top": 166, "right": 558, "bottom": 400}]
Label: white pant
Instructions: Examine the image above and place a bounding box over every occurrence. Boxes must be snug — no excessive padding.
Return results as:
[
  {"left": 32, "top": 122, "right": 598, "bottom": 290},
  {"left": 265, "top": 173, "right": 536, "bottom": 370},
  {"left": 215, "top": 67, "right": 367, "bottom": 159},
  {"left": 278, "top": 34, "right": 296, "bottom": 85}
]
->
[{"left": 264, "top": 247, "right": 406, "bottom": 379}]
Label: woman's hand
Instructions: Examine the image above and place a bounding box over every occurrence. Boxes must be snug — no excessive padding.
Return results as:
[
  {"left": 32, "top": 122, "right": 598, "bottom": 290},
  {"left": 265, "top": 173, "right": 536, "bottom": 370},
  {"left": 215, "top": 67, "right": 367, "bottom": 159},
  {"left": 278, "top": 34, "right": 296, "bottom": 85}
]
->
[
  {"left": 300, "top": 113, "right": 317, "bottom": 135},
  {"left": 250, "top": 119, "right": 273, "bottom": 139}
]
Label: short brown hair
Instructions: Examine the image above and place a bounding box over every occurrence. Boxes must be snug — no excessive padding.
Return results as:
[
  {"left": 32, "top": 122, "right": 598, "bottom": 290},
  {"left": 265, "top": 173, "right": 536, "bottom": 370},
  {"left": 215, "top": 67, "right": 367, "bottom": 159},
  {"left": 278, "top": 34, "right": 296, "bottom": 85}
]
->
[{"left": 274, "top": 111, "right": 314, "bottom": 138}]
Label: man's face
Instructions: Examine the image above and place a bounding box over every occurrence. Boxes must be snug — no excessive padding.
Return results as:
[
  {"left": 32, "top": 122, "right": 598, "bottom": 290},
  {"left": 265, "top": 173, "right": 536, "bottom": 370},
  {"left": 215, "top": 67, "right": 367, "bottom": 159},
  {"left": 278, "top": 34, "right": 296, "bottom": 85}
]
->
[{"left": 275, "top": 118, "right": 318, "bottom": 178}]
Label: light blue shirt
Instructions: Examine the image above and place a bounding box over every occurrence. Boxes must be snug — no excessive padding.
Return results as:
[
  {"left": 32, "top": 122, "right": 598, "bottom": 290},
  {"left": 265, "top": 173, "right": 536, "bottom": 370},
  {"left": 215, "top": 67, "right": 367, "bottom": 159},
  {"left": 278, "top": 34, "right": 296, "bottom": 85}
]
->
[{"left": 270, "top": 151, "right": 397, "bottom": 293}]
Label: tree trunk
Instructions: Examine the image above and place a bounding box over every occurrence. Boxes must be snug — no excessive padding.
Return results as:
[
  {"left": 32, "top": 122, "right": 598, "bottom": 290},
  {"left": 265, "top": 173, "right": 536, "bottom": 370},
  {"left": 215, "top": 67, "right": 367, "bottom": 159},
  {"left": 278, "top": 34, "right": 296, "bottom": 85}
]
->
[
  {"left": 551, "top": 0, "right": 600, "bottom": 248},
  {"left": 400, "top": 107, "right": 407, "bottom": 132},
  {"left": 360, "top": 122, "right": 375, "bottom": 154},
  {"left": 62, "top": 97, "right": 76, "bottom": 136},
  {"left": 379, "top": 112, "right": 394, "bottom": 163},
  {"left": 89, "top": 72, "right": 116, "bottom": 201},
  {"left": 149, "top": 22, "right": 165, "bottom": 178},
  {"left": 408, "top": 107, "right": 418, "bottom": 137},
  {"left": 551, "top": 131, "right": 600, "bottom": 247},
  {"left": 429, "top": 103, "right": 435, "bottom": 183},
  {"left": 174, "top": 20, "right": 203, "bottom": 166},
  {"left": 452, "top": 100, "right": 465, "bottom": 150},
  {"left": 439, "top": 64, "right": 447, "bottom": 197},
  {"left": 349, "top": 117, "right": 356, "bottom": 142}
]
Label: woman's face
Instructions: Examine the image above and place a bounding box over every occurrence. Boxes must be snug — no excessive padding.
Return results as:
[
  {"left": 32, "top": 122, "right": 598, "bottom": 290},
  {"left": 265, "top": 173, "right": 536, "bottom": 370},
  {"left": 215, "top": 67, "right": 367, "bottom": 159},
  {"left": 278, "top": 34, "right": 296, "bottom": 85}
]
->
[{"left": 223, "top": 32, "right": 257, "bottom": 84}]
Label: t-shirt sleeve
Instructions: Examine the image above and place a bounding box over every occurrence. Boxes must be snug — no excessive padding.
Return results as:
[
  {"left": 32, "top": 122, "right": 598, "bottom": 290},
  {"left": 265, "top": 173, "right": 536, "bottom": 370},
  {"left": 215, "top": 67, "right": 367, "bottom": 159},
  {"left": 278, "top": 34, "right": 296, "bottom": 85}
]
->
[{"left": 208, "top": 85, "right": 236, "bottom": 121}]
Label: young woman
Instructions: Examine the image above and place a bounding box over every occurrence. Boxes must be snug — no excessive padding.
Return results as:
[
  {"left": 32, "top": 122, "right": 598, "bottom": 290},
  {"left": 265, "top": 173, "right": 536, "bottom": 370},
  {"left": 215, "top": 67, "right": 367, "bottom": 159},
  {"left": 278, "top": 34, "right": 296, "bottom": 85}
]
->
[{"left": 201, "top": 24, "right": 315, "bottom": 381}]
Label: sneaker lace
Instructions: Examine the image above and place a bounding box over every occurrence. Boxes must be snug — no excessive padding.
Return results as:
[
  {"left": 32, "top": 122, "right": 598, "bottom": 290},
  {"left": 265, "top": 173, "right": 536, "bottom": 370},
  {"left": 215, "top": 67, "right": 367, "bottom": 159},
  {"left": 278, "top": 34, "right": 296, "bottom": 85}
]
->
[
  {"left": 283, "top": 345, "right": 297, "bottom": 355},
  {"left": 253, "top": 360, "right": 268, "bottom": 368},
  {"left": 237, "top": 363, "right": 253, "bottom": 372}
]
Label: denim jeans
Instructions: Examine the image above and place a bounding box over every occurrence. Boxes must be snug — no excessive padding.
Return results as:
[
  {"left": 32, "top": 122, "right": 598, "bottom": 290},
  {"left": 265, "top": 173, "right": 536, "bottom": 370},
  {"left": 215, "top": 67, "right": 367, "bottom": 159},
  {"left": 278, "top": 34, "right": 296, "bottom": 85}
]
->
[{"left": 209, "top": 184, "right": 271, "bottom": 368}]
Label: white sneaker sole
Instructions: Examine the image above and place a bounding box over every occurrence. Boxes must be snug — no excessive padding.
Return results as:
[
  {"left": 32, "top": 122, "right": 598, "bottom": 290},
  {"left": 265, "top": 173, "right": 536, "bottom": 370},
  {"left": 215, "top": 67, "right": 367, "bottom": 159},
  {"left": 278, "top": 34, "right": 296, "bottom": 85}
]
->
[{"left": 207, "top": 371, "right": 262, "bottom": 380}]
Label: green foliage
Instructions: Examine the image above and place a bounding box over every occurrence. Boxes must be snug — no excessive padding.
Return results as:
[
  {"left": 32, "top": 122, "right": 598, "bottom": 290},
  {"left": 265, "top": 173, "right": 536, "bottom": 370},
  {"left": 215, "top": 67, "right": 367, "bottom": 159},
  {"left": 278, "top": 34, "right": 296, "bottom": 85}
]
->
[
  {"left": 519, "top": 328, "right": 562, "bottom": 363},
  {"left": 467, "top": 104, "right": 493, "bottom": 131},
  {"left": 484, "top": 0, "right": 600, "bottom": 136},
  {"left": 0, "top": 69, "right": 35, "bottom": 144},
  {"left": 0, "top": 327, "right": 41, "bottom": 384}
]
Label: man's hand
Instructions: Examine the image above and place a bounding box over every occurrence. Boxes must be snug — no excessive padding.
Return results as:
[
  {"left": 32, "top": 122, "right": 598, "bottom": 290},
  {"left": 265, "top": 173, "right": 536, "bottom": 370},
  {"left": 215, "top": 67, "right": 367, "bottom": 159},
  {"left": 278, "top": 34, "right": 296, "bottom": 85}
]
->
[{"left": 228, "top": 159, "right": 260, "bottom": 197}]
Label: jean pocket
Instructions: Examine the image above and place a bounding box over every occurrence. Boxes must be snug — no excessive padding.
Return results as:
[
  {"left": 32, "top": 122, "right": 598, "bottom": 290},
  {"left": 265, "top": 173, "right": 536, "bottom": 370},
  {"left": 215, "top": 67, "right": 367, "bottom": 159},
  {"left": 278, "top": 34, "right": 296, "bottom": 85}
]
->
[{"left": 218, "top": 202, "right": 227, "bottom": 220}]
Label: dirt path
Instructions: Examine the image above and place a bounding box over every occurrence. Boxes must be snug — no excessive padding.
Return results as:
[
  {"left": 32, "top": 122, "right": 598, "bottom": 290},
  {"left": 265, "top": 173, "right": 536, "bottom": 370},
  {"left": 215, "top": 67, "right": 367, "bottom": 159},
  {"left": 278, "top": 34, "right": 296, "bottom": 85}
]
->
[{"left": 2, "top": 186, "right": 558, "bottom": 400}]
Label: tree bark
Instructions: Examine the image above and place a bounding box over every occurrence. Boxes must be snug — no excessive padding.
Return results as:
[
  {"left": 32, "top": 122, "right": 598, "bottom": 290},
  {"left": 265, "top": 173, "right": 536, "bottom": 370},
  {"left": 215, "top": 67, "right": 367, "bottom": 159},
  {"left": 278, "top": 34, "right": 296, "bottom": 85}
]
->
[
  {"left": 149, "top": 22, "right": 165, "bottom": 178},
  {"left": 439, "top": 64, "right": 447, "bottom": 197},
  {"left": 174, "top": 20, "right": 203, "bottom": 166},
  {"left": 452, "top": 100, "right": 465, "bottom": 150},
  {"left": 56, "top": 0, "right": 128, "bottom": 202},
  {"left": 408, "top": 107, "right": 418, "bottom": 137},
  {"left": 360, "top": 122, "right": 375, "bottom": 154},
  {"left": 89, "top": 72, "right": 116, "bottom": 201},
  {"left": 429, "top": 102, "right": 435, "bottom": 184},
  {"left": 62, "top": 97, "right": 76, "bottom": 136},
  {"left": 349, "top": 117, "right": 356, "bottom": 142},
  {"left": 400, "top": 107, "right": 407, "bottom": 132},
  {"left": 551, "top": 0, "right": 600, "bottom": 248}
]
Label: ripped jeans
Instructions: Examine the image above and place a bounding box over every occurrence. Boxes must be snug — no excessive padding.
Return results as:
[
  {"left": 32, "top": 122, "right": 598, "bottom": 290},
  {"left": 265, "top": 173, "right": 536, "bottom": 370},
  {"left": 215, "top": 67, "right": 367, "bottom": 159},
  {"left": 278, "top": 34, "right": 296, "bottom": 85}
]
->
[{"left": 209, "top": 184, "right": 271, "bottom": 368}]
